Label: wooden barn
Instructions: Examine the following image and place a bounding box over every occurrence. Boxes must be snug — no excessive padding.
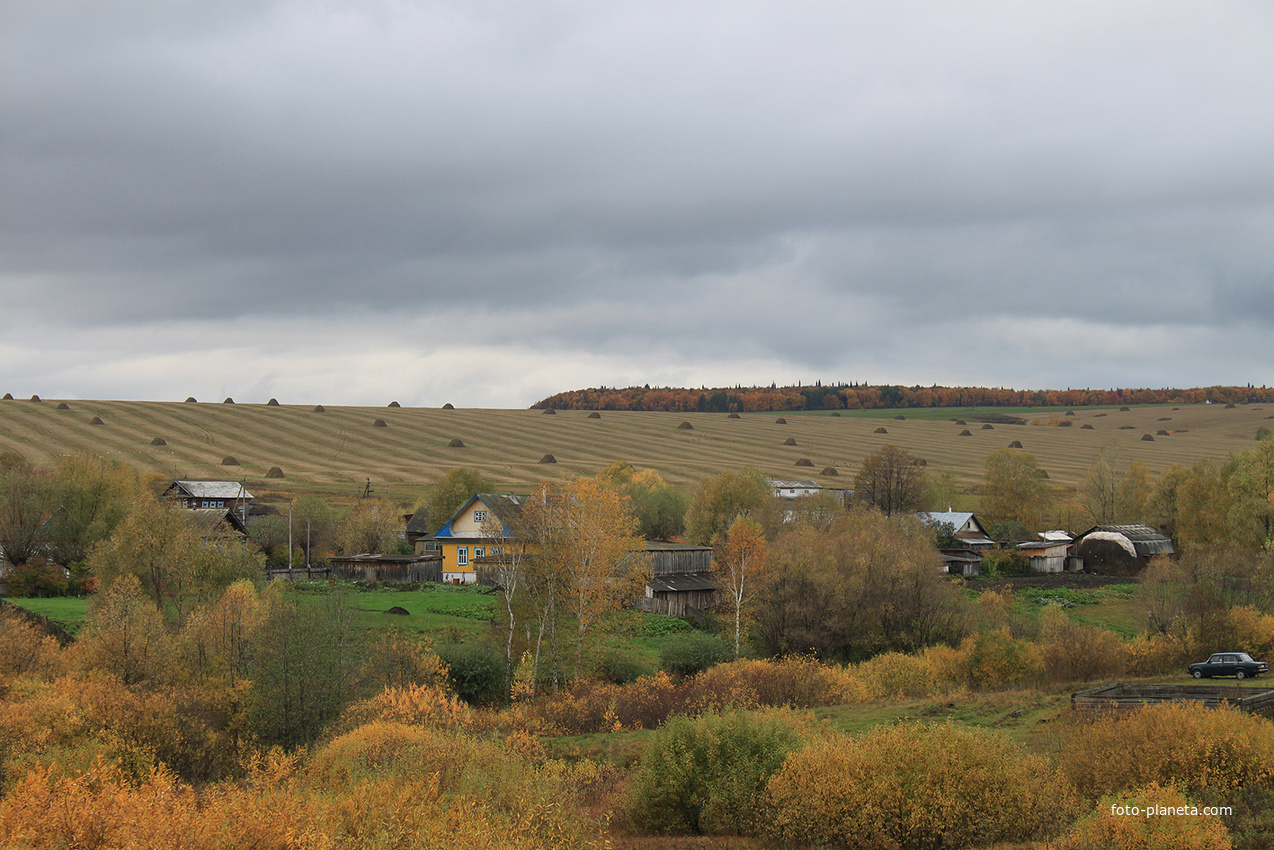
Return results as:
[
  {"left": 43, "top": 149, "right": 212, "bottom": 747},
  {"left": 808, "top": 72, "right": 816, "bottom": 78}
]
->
[{"left": 638, "top": 541, "right": 719, "bottom": 619}]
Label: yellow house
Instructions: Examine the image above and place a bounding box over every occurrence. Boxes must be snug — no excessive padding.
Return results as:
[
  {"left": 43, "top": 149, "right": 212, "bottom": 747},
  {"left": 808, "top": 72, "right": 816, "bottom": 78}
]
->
[{"left": 430, "top": 494, "right": 525, "bottom": 584}]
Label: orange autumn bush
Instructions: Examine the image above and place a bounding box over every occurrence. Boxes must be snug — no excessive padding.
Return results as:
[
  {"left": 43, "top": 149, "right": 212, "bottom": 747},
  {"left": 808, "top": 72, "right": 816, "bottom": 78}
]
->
[
  {"left": 1060, "top": 702, "right": 1274, "bottom": 798},
  {"left": 333, "top": 681, "right": 474, "bottom": 734}
]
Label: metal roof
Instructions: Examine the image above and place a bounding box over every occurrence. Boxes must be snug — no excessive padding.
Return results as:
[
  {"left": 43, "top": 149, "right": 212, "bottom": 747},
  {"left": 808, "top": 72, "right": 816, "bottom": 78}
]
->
[{"left": 170, "top": 480, "right": 253, "bottom": 500}]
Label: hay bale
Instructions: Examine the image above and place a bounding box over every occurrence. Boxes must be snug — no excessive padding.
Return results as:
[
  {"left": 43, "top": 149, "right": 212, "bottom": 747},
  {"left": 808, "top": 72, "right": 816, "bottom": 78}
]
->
[
  {"left": 150, "top": 437, "right": 167, "bottom": 446},
  {"left": 894, "top": 415, "right": 906, "bottom": 420},
  {"left": 1057, "top": 419, "right": 1072, "bottom": 427},
  {"left": 442, "top": 403, "right": 455, "bottom": 409},
  {"left": 1120, "top": 406, "right": 1131, "bottom": 411},
  {"left": 447, "top": 438, "right": 465, "bottom": 447},
  {"left": 783, "top": 437, "right": 797, "bottom": 446},
  {"left": 185, "top": 397, "right": 197, "bottom": 403},
  {"left": 266, "top": 466, "right": 285, "bottom": 478},
  {"left": 539, "top": 454, "right": 557, "bottom": 464},
  {"left": 1141, "top": 434, "right": 1155, "bottom": 442},
  {"left": 1225, "top": 403, "right": 1237, "bottom": 409},
  {"left": 677, "top": 421, "right": 694, "bottom": 430},
  {"left": 958, "top": 429, "right": 972, "bottom": 436},
  {"left": 385, "top": 606, "right": 409, "bottom": 616},
  {"left": 1035, "top": 469, "right": 1050, "bottom": 479},
  {"left": 1065, "top": 411, "right": 1075, "bottom": 416},
  {"left": 1157, "top": 417, "right": 1171, "bottom": 421},
  {"left": 1, "top": 393, "right": 12, "bottom": 400},
  {"left": 1008, "top": 440, "right": 1023, "bottom": 448},
  {"left": 89, "top": 416, "right": 104, "bottom": 425},
  {"left": 267, "top": 398, "right": 280, "bottom": 406},
  {"left": 1173, "top": 407, "right": 1180, "bottom": 411},
  {"left": 775, "top": 418, "right": 787, "bottom": 424},
  {"left": 221, "top": 456, "right": 240, "bottom": 466},
  {"left": 388, "top": 401, "right": 401, "bottom": 408},
  {"left": 874, "top": 427, "right": 888, "bottom": 434},
  {"left": 1119, "top": 425, "right": 1136, "bottom": 430},
  {"left": 831, "top": 412, "right": 842, "bottom": 417},
  {"left": 821, "top": 467, "right": 838, "bottom": 476},
  {"left": 1157, "top": 429, "right": 1170, "bottom": 436},
  {"left": 916, "top": 458, "right": 927, "bottom": 466},
  {"left": 1081, "top": 424, "right": 1095, "bottom": 430},
  {"left": 1094, "top": 413, "right": 1107, "bottom": 417},
  {"left": 372, "top": 418, "right": 388, "bottom": 427},
  {"left": 29, "top": 395, "right": 41, "bottom": 402},
  {"left": 543, "top": 408, "right": 557, "bottom": 415},
  {"left": 727, "top": 413, "right": 741, "bottom": 419},
  {"left": 56, "top": 402, "right": 70, "bottom": 410},
  {"left": 223, "top": 397, "right": 235, "bottom": 404},
  {"left": 587, "top": 412, "right": 601, "bottom": 419},
  {"left": 795, "top": 458, "right": 814, "bottom": 467},
  {"left": 313, "top": 405, "right": 326, "bottom": 413},
  {"left": 981, "top": 424, "right": 994, "bottom": 430},
  {"left": 955, "top": 419, "right": 967, "bottom": 425}
]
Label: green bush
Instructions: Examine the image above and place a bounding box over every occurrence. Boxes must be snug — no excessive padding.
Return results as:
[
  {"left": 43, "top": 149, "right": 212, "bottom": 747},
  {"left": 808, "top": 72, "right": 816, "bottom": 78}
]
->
[
  {"left": 627, "top": 711, "right": 803, "bottom": 836},
  {"left": 436, "top": 641, "right": 505, "bottom": 706},
  {"left": 659, "top": 631, "right": 732, "bottom": 678},
  {"left": 596, "top": 650, "right": 651, "bottom": 685}
]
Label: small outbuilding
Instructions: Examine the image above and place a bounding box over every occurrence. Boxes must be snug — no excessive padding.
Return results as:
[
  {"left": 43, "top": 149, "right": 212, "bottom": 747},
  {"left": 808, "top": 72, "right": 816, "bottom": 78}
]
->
[{"left": 1073, "top": 524, "right": 1174, "bottom": 575}]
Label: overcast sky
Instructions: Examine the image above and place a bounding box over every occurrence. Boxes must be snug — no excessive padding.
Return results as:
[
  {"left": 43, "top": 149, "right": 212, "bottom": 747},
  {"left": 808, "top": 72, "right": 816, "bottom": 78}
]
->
[{"left": 2, "top": 1, "right": 1271, "bottom": 407}]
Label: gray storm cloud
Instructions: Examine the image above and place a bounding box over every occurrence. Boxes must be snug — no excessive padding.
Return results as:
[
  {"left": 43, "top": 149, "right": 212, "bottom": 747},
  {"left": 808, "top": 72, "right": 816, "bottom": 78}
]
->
[{"left": 1, "top": 1, "right": 1271, "bottom": 405}]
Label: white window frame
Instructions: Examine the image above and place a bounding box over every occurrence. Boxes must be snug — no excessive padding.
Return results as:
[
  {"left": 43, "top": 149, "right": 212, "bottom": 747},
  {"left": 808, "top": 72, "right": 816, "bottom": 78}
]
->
[
  {"left": 473, "top": 509, "right": 487, "bottom": 523},
  {"left": 474, "top": 547, "right": 484, "bottom": 559},
  {"left": 457, "top": 547, "right": 468, "bottom": 567}
]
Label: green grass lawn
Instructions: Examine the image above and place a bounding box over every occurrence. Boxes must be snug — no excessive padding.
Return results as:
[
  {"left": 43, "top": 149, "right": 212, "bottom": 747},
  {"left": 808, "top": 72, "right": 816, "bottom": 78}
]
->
[{"left": 3, "top": 596, "right": 91, "bottom": 635}]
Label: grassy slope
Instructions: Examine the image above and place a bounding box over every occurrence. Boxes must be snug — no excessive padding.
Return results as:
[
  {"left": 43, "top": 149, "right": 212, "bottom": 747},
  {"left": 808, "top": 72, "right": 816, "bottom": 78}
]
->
[{"left": 1, "top": 398, "right": 1269, "bottom": 502}]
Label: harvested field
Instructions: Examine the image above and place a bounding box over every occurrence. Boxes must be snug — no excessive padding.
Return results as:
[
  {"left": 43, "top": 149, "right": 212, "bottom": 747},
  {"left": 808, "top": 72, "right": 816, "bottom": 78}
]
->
[{"left": 0, "top": 399, "right": 1267, "bottom": 494}]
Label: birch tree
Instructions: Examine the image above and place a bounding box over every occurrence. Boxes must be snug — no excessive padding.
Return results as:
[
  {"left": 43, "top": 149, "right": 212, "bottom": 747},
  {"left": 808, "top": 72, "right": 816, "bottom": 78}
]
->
[{"left": 715, "top": 516, "right": 767, "bottom": 659}]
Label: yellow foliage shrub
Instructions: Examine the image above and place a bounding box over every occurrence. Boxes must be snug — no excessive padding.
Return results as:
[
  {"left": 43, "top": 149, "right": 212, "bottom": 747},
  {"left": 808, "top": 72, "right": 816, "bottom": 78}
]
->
[
  {"left": 960, "top": 627, "right": 1044, "bottom": 690},
  {"left": 856, "top": 651, "right": 938, "bottom": 699},
  {"left": 1123, "top": 633, "right": 1192, "bottom": 677},
  {"left": 917, "top": 643, "right": 968, "bottom": 692},
  {"left": 1060, "top": 783, "right": 1233, "bottom": 850},
  {"left": 0, "top": 759, "right": 304, "bottom": 850},
  {"left": 306, "top": 721, "right": 601, "bottom": 848},
  {"left": 1061, "top": 701, "right": 1274, "bottom": 798},
  {"left": 762, "top": 722, "right": 1079, "bottom": 849},
  {"left": 335, "top": 681, "right": 473, "bottom": 733},
  {"left": 0, "top": 610, "right": 64, "bottom": 685}
]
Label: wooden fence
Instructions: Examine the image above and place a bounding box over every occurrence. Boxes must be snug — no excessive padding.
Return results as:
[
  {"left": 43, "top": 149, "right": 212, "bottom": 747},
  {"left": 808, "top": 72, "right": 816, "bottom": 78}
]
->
[{"left": 1072, "top": 682, "right": 1274, "bottom": 718}]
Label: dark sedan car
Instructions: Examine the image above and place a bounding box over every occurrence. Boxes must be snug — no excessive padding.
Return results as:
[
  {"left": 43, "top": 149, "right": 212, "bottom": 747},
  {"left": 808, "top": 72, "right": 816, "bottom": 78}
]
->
[{"left": 1188, "top": 652, "right": 1269, "bottom": 679}]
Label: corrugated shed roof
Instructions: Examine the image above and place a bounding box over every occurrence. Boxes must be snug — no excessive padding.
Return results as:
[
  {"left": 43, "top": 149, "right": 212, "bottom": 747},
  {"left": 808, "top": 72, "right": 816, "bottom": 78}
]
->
[
  {"left": 1078, "top": 524, "right": 1174, "bottom": 557},
  {"left": 918, "top": 511, "right": 974, "bottom": 528},
  {"left": 170, "top": 480, "right": 253, "bottom": 500}
]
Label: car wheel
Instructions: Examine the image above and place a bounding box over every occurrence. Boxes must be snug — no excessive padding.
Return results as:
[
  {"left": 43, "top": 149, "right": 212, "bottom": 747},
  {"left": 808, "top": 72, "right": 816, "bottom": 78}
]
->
[
  {"left": 1192, "top": 669, "right": 1204, "bottom": 679},
  {"left": 1237, "top": 670, "right": 1248, "bottom": 680}
]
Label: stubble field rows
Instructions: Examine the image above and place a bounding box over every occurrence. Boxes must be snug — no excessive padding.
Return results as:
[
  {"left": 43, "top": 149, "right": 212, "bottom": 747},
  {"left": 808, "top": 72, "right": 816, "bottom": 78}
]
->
[{"left": 0, "top": 397, "right": 1269, "bottom": 498}]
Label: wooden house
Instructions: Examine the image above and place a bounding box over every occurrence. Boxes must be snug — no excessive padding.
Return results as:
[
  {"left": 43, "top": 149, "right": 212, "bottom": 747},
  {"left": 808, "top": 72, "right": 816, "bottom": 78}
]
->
[
  {"left": 430, "top": 494, "right": 525, "bottom": 584},
  {"left": 916, "top": 511, "right": 994, "bottom": 577}
]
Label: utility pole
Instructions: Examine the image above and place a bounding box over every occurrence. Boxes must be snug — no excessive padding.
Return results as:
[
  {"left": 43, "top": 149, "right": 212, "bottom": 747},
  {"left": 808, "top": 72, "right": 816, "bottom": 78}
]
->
[{"left": 288, "top": 504, "right": 293, "bottom": 570}]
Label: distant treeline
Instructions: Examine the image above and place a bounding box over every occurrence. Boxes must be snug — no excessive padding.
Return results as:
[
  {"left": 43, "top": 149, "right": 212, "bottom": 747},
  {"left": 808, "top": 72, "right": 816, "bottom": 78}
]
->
[{"left": 533, "top": 384, "right": 1274, "bottom": 413}]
